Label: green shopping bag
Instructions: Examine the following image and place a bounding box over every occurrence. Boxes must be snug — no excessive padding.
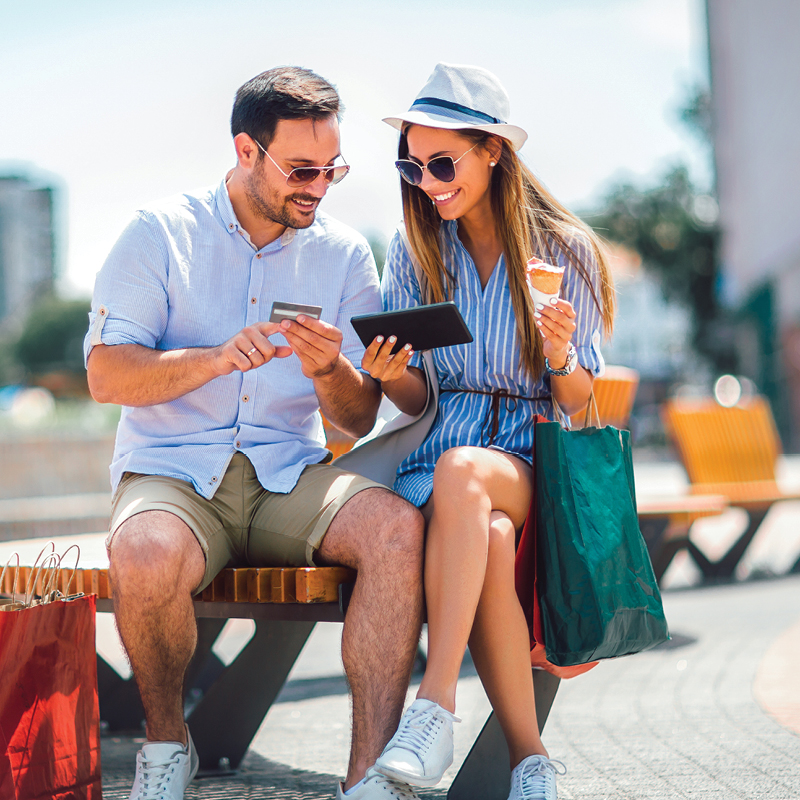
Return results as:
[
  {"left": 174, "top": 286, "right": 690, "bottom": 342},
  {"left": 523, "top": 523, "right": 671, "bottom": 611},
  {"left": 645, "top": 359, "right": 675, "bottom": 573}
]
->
[{"left": 534, "top": 419, "right": 669, "bottom": 666}]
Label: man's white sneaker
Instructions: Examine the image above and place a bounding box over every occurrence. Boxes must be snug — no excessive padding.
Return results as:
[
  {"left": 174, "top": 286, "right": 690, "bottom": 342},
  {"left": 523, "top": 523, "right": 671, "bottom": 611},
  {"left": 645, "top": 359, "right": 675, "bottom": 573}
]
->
[
  {"left": 374, "top": 699, "right": 461, "bottom": 787},
  {"left": 128, "top": 726, "right": 199, "bottom": 800},
  {"left": 507, "top": 754, "right": 566, "bottom": 800},
  {"left": 336, "top": 767, "right": 421, "bottom": 799}
]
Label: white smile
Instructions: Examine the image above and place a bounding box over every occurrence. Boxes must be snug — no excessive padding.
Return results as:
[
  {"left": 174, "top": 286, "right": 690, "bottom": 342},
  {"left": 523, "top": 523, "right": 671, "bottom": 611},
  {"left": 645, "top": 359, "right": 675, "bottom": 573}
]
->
[
  {"left": 293, "top": 199, "right": 316, "bottom": 207},
  {"left": 432, "top": 189, "right": 459, "bottom": 203}
]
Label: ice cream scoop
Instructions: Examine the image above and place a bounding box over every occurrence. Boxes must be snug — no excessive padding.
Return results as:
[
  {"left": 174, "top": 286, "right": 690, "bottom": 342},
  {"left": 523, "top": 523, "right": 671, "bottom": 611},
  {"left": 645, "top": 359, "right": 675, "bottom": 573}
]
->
[{"left": 525, "top": 256, "right": 565, "bottom": 307}]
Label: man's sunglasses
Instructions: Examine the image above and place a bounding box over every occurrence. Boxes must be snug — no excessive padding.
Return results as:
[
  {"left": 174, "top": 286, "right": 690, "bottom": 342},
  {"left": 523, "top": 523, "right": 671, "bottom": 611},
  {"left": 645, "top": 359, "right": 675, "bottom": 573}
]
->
[
  {"left": 255, "top": 138, "right": 350, "bottom": 188},
  {"left": 394, "top": 143, "right": 479, "bottom": 186}
]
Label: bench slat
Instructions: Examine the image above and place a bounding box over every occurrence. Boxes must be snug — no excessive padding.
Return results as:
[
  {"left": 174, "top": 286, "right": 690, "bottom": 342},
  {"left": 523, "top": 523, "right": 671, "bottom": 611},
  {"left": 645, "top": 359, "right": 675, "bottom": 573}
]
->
[{"left": 0, "top": 565, "right": 356, "bottom": 605}]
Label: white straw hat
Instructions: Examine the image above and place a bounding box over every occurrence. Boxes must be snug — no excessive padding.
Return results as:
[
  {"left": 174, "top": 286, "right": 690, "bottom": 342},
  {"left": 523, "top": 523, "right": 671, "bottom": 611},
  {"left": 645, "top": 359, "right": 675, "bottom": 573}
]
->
[{"left": 383, "top": 62, "right": 528, "bottom": 151}]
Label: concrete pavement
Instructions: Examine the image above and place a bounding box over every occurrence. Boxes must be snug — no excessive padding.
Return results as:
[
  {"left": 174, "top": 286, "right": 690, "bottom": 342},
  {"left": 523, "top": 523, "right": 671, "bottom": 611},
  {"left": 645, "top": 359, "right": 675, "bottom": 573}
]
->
[{"left": 96, "top": 573, "right": 800, "bottom": 799}]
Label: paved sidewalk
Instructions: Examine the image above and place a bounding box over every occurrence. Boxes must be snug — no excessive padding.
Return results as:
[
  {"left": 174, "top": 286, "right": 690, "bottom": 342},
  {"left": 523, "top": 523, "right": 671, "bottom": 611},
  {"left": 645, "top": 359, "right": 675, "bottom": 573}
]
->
[{"left": 98, "top": 574, "right": 800, "bottom": 799}]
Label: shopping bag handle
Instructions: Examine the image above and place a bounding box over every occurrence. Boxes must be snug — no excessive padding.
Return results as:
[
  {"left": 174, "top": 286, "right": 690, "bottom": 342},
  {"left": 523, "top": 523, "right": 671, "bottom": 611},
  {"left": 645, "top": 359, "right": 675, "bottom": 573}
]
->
[
  {"left": 0, "top": 553, "right": 24, "bottom": 611},
  {"left": 551, "top": 390, "right": 601, "bottom": 430}
]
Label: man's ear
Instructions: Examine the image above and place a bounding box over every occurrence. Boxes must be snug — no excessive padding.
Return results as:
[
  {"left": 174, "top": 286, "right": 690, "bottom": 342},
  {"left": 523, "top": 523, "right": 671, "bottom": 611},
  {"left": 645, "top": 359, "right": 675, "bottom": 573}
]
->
[{"left": 233, "top": 133, "right": 259, "bottom": 169}]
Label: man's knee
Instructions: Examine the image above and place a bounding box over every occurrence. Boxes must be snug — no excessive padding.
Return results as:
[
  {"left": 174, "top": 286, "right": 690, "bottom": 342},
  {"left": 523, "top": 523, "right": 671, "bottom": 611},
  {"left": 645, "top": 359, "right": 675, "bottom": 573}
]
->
[
  {"left": 109, "top": 510, "right": 204, "bottom": 596},
  {"left": 329, "top": 488, "right": 424, "bottom": 570}
]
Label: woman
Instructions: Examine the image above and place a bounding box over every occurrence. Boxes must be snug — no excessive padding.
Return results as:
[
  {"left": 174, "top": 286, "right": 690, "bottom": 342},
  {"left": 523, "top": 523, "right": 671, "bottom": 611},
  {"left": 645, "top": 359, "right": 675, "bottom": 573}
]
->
[{"left": 361, "top": 63, "right": 615, "bottom": 800}]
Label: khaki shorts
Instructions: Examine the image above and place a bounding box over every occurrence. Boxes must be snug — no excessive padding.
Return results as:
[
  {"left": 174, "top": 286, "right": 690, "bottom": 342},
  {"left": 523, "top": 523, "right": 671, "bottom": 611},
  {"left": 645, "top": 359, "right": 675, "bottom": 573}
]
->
[{"left": 108, "top": 452, "right": 385, "bottom": 593}]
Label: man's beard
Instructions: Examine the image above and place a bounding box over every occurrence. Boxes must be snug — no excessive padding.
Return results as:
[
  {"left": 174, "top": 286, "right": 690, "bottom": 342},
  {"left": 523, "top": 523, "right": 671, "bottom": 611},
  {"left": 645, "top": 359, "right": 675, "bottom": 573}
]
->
[{"left": 245, "top": 166, "right": 318, "bottom": 230}]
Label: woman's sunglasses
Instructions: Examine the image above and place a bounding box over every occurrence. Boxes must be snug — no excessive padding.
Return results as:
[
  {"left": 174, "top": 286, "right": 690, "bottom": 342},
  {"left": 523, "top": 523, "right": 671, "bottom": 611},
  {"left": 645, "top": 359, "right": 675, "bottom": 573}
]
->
[
  {"left": 255, "top": 139, "right": 350, "bottom": 188},
  {"left": 394, "top": 143, "right": 479, "bottom": 186}
]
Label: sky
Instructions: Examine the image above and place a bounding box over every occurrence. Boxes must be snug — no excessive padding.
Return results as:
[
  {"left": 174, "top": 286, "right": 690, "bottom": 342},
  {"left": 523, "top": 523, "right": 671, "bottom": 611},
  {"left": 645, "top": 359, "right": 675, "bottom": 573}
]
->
[{"left": 0, "top": 0, "right": 711, "bottom": 296}]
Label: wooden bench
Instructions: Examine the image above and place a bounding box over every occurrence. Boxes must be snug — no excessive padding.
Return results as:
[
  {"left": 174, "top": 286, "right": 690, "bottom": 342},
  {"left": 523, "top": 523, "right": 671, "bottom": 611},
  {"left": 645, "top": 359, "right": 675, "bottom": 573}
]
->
[
  {"left": 1, "top": 543, "right": 558, "bottom": 800},
  {"left": 637, "top": 493, "right": 729, "bottom": 581},
  {"left": 662, "top": 395, "right": 800, "bottom": 579}
]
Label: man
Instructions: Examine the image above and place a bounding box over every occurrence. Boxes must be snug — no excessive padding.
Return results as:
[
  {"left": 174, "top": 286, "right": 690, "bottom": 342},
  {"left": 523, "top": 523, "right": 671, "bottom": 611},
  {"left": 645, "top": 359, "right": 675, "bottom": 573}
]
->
[{"left": 85, "top": 67, "right": 424, "bottom": 800}]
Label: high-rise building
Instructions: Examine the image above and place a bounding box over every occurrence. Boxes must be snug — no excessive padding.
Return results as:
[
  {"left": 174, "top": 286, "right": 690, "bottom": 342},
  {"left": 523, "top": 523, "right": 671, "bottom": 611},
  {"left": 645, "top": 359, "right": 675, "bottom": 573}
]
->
[
  {"left": 706, "top": 0, "right": 800, "bottom": 447},
  {"left": 0, "top": 175, "right": 57, "bottom": 332}
]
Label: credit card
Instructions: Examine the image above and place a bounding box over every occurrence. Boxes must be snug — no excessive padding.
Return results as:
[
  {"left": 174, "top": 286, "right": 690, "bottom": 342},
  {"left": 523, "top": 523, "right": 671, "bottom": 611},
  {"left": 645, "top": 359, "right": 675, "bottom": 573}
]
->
[{"left": 269, "top": 301, "right": 323, "bottom": 323}]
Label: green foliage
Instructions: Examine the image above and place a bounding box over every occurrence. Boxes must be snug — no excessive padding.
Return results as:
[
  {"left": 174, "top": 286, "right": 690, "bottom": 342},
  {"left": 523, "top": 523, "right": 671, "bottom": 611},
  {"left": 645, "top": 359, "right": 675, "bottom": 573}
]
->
[
  {"left": 586, "top": 166, "right": 735, "bottom": 371},
  {"left": 14, "top": 295, "right": 91, "bottom": 373},
  {"left": 366, "top": 234, "right": 387, "bottom": 277}
]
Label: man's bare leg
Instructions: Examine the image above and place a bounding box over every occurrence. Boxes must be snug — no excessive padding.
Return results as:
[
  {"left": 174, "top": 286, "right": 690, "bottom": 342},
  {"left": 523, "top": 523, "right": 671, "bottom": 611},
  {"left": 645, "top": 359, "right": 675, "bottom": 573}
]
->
[
  {"left": 108, "top": 510, "right": 206, "bottom": 744},
  {"left": 317, "top": 488, "right": 425, "bottom": 790}
]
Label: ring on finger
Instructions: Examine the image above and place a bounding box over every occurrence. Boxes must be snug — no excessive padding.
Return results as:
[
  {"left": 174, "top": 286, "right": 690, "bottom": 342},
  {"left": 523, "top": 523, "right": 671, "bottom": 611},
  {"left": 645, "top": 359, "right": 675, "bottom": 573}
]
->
[{"left": 246, "top": 347, "right": 257, "bottom": 357}]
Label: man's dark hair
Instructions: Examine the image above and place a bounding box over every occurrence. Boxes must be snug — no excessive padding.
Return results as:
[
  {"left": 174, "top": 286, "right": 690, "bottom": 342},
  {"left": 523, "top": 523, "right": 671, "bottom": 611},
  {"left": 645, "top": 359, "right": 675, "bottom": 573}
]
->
[{"left": 231, "top": 66, "right": 342, "bottom": 150}]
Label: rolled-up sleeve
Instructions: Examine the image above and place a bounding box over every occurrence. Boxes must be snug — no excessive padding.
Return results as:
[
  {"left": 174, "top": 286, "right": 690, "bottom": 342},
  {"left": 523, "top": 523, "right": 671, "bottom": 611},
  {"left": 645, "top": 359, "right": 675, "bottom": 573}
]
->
[
  {"left": 559, "top": 232, "right": 606, "bottom": 377},
  {"left": 83, "top": 211, "right": 170, "bottom": 366},
  {"left": 380, "top": 231, "right": 424, "bottom": 370}
]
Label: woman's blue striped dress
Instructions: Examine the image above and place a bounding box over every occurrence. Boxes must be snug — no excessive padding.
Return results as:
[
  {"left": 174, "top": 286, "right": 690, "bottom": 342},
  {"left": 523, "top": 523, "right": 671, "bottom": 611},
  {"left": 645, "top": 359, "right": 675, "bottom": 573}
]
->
[{"left": 381, "top": 219, "right": 607, "bottom": 508}]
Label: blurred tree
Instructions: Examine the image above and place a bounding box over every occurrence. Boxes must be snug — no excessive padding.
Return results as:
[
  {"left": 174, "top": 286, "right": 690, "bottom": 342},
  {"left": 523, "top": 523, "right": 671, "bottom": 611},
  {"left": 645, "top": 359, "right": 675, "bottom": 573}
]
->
[
  {"left": 366, "top": 233, "right": 387, "bottom": 277},
  {"left": 14, "top": 295, "right": 90, "bottom": 374},
  {"left": 586, "top": 165, "right": 735, "bottom": 371}
]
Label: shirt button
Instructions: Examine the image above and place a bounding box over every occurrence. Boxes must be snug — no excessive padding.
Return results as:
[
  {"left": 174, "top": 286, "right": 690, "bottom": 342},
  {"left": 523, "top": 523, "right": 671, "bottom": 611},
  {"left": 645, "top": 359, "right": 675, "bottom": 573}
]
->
[
  {"left": 256, "top": 253, "right": 262, "bottom": 259},
  {"left": 251, "top": 297, "right": 257, "bottom": 304},
  {"left": 211, "top": 476, "right": 218, "bottom": 482},
  {"left": 235, "top": 441, "right": 241, "bottom": 448},
  {"left": 242, "top": 395, "right": 249, "bottom": 403},
  {"left": 228, "top": 223, "right": 234, "bottom": 230}
]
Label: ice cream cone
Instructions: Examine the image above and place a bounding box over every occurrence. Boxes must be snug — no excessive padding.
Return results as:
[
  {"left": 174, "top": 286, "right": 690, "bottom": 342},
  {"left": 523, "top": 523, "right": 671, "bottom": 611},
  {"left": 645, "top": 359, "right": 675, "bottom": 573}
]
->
[{"left": 525, "top": 257, "right": 564, "bottom": 306}]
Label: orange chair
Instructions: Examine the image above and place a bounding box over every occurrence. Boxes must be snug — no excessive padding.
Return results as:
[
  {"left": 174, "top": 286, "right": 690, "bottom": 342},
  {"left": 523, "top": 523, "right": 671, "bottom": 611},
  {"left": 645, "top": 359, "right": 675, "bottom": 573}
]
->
[
  {"left": 321, "top": 415, "right": 356, "bottom": 460},
  {"left": 571, "top": 365, "right": 640, "bottom": 429},
  {"left": 662, "top": 395, "right": 800, "bottom": 578}
]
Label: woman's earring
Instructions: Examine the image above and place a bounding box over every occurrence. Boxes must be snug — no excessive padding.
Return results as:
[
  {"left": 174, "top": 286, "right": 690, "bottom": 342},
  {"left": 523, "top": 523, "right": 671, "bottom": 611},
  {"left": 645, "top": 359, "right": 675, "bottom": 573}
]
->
[{"left": 489, "top": 161, "right": 496, "bottom": 167}]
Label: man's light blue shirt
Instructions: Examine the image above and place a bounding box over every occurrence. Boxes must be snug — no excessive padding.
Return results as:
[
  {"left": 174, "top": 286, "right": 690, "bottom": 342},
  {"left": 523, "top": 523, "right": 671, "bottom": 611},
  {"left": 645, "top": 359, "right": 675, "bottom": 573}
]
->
[{"left": 84, "top": 178, "right": 380, "bottom": 498}]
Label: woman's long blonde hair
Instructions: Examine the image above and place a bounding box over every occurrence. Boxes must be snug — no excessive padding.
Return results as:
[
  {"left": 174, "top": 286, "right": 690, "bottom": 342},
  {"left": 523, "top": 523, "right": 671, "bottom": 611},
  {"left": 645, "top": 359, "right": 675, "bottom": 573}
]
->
[{"left": 400, "top": 128, "right": 615, "bottom": 378}]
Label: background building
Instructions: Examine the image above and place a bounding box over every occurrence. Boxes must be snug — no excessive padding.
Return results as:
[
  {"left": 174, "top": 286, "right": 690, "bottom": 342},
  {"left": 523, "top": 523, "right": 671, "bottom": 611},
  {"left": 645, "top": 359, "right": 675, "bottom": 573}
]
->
[
  {"left": 0, "top": 174, "right": 57, "bottom": 333},
  {"left": 706, "top": 0, "right": 800, "bottom": 447}
]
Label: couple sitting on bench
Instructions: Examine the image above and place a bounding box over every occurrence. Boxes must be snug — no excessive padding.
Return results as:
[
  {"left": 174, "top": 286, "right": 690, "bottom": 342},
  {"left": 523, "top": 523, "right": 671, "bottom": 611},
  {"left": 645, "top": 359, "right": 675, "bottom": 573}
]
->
[{"left": 85, "top": 63, "right": 613, "bottom": 800}]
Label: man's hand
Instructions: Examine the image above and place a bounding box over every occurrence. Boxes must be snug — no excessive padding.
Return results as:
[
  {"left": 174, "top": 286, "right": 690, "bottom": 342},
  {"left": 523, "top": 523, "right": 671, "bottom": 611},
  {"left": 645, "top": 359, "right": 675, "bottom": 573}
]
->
[
  {"left": 279, "top": 316, "right": 343, "bottom": 379},
  {"left": 211, "top": 322, "right": 293, "bottom": 375}
]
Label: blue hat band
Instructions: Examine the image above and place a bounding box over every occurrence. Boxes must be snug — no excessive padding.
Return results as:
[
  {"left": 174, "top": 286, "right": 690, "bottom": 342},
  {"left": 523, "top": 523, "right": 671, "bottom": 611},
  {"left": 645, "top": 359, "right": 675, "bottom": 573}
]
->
[{"left": 410, "top": 97, "right": 506, "bottom": 125}]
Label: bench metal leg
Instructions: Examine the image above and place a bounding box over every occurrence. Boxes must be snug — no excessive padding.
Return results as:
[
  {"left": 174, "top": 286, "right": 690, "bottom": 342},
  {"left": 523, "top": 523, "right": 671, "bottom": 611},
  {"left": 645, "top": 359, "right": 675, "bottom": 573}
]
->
[
  {"left": 188, "top": 618, "right": 317, "bottom": 772},
  {"left": 688, "top": 508, "right": 768, "bottom": 580},
  {"left": 97, "top": 617, "right": 227, "bottom": 732},
  {"left": 639, "top": 517, "right": 684, "bottom": 582},
  {"left": 447, "top": 670, "right": 560, "bottom": 800}
]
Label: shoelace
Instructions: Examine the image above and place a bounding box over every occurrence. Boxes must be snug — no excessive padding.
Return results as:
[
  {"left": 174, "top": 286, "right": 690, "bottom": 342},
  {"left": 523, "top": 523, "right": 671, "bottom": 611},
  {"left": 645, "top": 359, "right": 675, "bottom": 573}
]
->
[
  {"left": 516, "top": 757, "right": 566, "bottom": 800},
  {"left": 134, "top": 752, "right": 181, "bottom": 800},
  {"left": 392, "top": 705, "right": 459, "bottom": 757},
  {"left": 366, "top": 768, "right": 420, "bottom": 799}
]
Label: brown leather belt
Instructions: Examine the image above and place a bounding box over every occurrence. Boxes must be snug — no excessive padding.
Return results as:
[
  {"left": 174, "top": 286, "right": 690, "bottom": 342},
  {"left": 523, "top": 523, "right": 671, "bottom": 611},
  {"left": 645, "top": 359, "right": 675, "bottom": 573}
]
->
[{"left": 440, "top": 387, "right": 549, "bottom": 446}]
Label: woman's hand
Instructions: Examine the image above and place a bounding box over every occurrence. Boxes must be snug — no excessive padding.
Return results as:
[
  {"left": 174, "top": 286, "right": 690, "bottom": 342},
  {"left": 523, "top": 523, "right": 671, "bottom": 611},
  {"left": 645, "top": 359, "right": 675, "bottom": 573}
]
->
[
  {"left": 535, "top": 298, "right": 577, "bottom": 368},
  {"left": 361, "top": 335, "right": 415, "bottom": 384}
]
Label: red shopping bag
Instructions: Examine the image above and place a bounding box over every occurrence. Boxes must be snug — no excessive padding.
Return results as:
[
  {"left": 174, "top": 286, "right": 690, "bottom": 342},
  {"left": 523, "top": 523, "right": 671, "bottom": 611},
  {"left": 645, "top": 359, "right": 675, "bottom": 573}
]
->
[
  {"left": 514, "top": 415, "right": 598, "bottom": 679},
  {"left": 0, "top": 594, "right": 102, "bottom": 799}
]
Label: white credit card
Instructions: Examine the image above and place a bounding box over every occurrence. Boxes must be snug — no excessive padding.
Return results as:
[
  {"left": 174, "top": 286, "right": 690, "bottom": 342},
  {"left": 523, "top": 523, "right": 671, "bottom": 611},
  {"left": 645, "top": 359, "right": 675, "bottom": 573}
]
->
[{"left": 269, "top": 301, "right": 322, "bottom": 323}]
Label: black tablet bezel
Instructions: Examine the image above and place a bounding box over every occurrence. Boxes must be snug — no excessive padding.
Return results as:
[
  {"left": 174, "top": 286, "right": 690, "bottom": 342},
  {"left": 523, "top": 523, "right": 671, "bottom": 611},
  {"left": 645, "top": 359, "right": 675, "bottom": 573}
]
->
[{"left": 350, "top": 302, "right": 473, "bottom": 354}]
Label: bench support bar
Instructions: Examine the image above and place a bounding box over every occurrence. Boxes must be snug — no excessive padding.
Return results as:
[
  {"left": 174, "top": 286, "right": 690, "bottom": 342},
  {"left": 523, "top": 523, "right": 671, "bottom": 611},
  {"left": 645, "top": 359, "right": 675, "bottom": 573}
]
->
[
  {"left": 447, "top": 670, "right": 560, "bottom": 800},
  {"left": 188, "top": 618, "right": 317, "bottom": 771}
]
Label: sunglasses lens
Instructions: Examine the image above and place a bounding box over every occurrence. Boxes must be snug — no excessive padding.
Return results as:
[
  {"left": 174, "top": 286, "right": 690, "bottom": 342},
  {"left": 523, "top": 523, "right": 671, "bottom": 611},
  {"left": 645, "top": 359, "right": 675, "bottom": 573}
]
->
[
  {"left": 427, "top": 157, "right": 456, "bottom": 183},
  {"left": 395, "top": 161, "right": 423, "bottom": 186},
  {"left": 287, "top": 168, "right": 321, "bottom": 188},
  {"left": 327, "top": 165, "right": 350, "bottom": 186}
]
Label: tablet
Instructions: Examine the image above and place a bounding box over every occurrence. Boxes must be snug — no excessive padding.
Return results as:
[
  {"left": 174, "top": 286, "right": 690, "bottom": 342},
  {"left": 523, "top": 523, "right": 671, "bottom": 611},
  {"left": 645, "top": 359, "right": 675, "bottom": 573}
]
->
[{"left": 350, "top": 302, "right": 473, "bottom": 355}]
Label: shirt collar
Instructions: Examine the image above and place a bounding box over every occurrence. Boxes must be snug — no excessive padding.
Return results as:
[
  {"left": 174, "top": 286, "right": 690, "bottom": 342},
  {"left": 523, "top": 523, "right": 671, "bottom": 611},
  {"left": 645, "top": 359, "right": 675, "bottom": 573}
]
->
[{"left": 215, "top": 177, "right": 298, "bottom": 251}]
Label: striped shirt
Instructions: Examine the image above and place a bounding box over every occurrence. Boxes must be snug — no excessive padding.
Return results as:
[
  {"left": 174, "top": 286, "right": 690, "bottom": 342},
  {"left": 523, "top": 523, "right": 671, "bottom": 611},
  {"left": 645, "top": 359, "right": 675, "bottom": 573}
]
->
[
  {"left": 381, "top": 220, "right": 606, "bottom": 507},
  {"left": 84, "top": 178, "right": 380, "bottom": 498}
]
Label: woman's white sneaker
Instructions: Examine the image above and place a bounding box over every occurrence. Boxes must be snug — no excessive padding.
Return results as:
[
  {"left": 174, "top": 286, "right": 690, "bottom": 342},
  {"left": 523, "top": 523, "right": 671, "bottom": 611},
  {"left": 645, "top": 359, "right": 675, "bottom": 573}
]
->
[
  {"left": 128, "top": 726, "right": 199, "bottom": 800},
  {"left": 374, "top": 699, "right": 461, "bottom": 787},
  {"left": 507, "top": 754, "right": 566, "bottom": 800}
]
